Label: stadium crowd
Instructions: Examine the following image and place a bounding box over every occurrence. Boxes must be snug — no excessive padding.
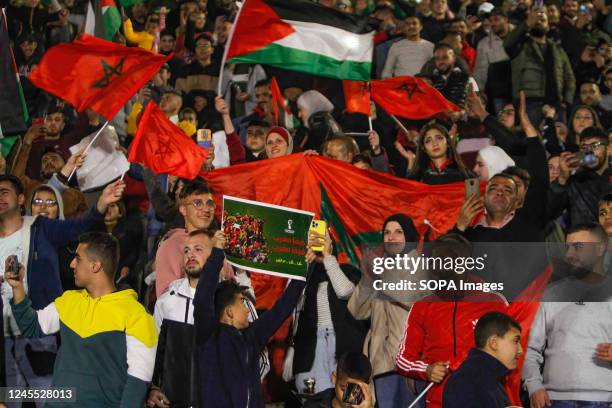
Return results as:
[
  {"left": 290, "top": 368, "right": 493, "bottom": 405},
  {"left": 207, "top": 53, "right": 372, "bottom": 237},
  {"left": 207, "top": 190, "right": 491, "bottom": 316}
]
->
[{"left": 1, "top": 0, "right": 612, "bottom": 406}]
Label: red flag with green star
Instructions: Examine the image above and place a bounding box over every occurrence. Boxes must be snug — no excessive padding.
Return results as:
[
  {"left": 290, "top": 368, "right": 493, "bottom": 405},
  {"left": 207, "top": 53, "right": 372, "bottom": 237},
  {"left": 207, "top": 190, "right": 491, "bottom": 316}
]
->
[{"left": 28, "top": 34, "right": 171, "bottom": 120}]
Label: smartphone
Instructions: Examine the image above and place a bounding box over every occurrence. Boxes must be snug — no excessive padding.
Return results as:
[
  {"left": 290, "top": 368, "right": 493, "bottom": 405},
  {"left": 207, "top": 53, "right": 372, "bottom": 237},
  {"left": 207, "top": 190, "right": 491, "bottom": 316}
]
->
[
  {"left": 32, "top": 117, "right": 44, "bottom": 125},
  {"left": 464, "top": 178, "right": 480, "bottom": 199},
  {"left": 5, "top": 255, "right": 19, "bottom": 278},
  {"left": 343, "top": 382, "right": 364, "bottom": 405},
  {"left": 197, "top": 129, "right": 212, "bottom": 149},
  {"left": 309, "top": 220, "right": 327, "bottom": 252},
  {"left": 576, "top": 151, "right": 597, "bottom": 167},
  {"left": 534, "top": 0, "right": 544, "bottom": 9},
  {"left": 579, "top": 4, "right": 589, "bottom": 14}
]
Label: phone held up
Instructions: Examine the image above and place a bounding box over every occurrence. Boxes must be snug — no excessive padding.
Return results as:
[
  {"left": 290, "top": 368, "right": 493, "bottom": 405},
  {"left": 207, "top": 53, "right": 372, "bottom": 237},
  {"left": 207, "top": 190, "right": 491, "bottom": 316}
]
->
[
  {"left": 197, "top": 129, "right": 212, "bottom": 149},
  {"left": 464, "top": 178, "right": 480, "bottom": 199},
  {"left": 5, "top": 255, "right": 19, "bottom": 279},
  {"left": 309, "top": 220, "right": 327, "bottom": 252}
]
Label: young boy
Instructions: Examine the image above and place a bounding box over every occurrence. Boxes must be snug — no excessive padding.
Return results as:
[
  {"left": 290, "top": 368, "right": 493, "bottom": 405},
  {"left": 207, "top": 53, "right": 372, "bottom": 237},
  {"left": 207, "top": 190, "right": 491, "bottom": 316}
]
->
[
  {"left": 193, "top": 230, "right": 306, "bottom": 407},
  {"left": 442, "top": 311, "right": 522, "bottom": 408}
]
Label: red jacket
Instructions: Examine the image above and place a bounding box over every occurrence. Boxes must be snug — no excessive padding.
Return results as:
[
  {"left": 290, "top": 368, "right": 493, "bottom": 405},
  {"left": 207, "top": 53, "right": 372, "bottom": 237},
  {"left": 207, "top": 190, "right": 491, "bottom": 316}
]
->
[{"left": 396, "top": 289, "right": 507, "bottom": 408}]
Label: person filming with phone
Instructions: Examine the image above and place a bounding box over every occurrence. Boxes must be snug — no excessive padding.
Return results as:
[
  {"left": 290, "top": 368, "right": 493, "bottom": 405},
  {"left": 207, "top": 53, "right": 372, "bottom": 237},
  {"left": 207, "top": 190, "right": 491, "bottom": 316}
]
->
[
  {"left": 549, "top": 126, "right": 611, "bottom": 227},
  {"left": 303, "top": 351, "right": 374, "bottom": 408}
]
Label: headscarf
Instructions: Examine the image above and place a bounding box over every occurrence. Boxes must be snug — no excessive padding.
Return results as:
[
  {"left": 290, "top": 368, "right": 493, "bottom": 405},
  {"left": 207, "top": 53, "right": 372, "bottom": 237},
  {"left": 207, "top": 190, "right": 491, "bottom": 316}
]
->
[
  {"left": 478, "top": 146, "right": 515, "bottom": 180},
  {"left": 297, "top": 90, "right": 334, "bottom": 128},
  {"left": 266, "top": 126, "right": 294, "bottom": 155},
  {"left": 382, "top": 213, "right": 419, "bottom": 254}
]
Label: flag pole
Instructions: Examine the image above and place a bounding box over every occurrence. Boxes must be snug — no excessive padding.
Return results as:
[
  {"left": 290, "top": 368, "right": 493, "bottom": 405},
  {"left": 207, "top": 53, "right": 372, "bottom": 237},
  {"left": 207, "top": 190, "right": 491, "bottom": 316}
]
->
[
  {"left": 407, "top": 382, "right": 434, "bottom": 408},
  {"left": 216, "top": 0, "right": 248, "bottom": 96},
  {"left": 67, "top": 120, "right": 109, "bottom": 182},
  {"left": 389, "top": 113, "right": 411, "bottom": 137},
  {"left": 367, "top": 82, "right": 373, "bottom": 132}
]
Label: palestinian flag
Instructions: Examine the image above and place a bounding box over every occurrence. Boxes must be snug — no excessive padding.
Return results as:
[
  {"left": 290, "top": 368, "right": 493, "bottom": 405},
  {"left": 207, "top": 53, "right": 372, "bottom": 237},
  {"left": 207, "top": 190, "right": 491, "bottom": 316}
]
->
[
  {"left": 226, "top": 0, "right": 375, "bottom": 81},
  {"left": 84, "top": 0, "right": 122, "bottom": 41},
  {"left": 0, "top": 10, "right": 28, "bottom": 136}
]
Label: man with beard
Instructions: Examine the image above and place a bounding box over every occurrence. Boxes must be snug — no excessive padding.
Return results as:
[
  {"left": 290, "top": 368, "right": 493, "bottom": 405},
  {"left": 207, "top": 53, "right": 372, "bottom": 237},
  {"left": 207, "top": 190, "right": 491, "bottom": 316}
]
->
[
  {"left": 149, "top": 229, "right": 252, "bottom": 408},
  {"left": 543, "top": 223, "right": 611, "bottom": 301},
  {"left": 154, "top": 179, "right": 235, "bottom": 297},
  {"left": 382, "top": 15, "right": 434, "bottom": 78},
  {"left": 504, "top": 7, "right": 575, "bottom": 125},
  {"left": 549, "top": 127, "right": 611, "bottom": 227},
  {"left": 13, "top": 124, "right": 87, "bottom": 218},
  {"left": 25, "top": 104, "right": 101, "bottom": 180},
  {"left": 523, "top": 227, "right": 612, "bottom": 408},
  {"left": 429, "top": 43, "right": 472, "bottom": 108}
]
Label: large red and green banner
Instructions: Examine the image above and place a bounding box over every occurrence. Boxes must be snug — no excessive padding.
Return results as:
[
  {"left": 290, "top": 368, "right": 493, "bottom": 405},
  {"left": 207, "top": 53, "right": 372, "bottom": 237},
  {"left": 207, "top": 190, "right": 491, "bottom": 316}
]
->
[{"left": 205, "top": 154, "right": 466, "bottom": 267}]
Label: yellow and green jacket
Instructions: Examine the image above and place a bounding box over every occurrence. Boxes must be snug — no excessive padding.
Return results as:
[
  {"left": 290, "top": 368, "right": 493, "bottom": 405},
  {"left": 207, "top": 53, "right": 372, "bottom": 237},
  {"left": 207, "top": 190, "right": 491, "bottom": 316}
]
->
[{"left": 12, "top": 289, "right": 158, "bottom": 407}]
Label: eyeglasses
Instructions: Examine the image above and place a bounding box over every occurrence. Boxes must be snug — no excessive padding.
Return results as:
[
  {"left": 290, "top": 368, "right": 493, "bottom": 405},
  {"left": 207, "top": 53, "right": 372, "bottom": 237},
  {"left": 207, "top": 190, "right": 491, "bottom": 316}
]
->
[
  {"left": 498, "top": 109, "right": 515, "bottom": 116},
  {"left": 196, "top": 43, "right": 211, "bottom": 49},
  {"left": 574, "top": 115, "right": 593, "bottom": 121},
  {"left": 579, "top": 141, "right": 603, "bottom": 151},
  {"left": 32, "top": 199, "right": 57, "bottom": 207},
  {"left": 185, "top": 199, "right": 215, "bottom": 210}
]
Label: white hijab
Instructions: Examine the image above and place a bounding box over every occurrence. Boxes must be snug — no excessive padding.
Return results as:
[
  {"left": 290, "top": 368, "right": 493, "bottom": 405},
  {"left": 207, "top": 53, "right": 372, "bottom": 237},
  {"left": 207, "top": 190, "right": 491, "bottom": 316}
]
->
[
  {"left": 297, "top": 90, "right": 334, "bottom": 128},
  {"left": 478, "top": 146, "right": 515, "bottom": 180}
]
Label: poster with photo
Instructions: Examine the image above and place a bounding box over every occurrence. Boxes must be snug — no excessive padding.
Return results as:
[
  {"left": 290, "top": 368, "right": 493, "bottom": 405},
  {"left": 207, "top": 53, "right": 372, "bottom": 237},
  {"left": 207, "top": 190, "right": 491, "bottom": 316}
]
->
[{"left": 222, "top": 196, "right": 315, "bottom": 280}]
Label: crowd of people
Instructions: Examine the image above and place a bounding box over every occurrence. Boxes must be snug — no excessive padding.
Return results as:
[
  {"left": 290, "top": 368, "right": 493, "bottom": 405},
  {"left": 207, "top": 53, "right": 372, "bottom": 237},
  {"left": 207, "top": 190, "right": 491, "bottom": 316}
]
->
[{"left": 1, "top": 0, "right": 612, "bottom": 406}]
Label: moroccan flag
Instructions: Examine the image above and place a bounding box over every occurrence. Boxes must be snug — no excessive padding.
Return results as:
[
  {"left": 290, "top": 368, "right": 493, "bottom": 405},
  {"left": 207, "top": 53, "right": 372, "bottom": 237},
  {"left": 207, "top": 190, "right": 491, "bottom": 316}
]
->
[
  {"left": 343, "top": 80, "right": 371, "bottom": 115},
  {"left": 28, "top": 34, "right": 171, "bottom": 120},
  {"left": 0, "top": 11, "right": 28, "bottom": 136},
  {"left": 84, "top": 0, "right": 122, "bottom": 41},
  {"left": 205, "top": 155, "right": 465, "bottom": 266},
  {"left": 371, "top": 76, "right": 460, "bottom": 120},
  {"left": 203, "top": 154, "right": 464, "bottom": 309},
  {"left": 226, "top": 0, "right": 375, "bottom": 81},
  {"left": 128, "top": 101, "right": 208, "bottom": 180}
]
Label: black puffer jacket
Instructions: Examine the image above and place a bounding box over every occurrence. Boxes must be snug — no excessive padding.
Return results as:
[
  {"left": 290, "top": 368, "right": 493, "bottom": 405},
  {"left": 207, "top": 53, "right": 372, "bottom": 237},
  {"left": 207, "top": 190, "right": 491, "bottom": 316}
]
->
[{"left": 430, "top": 67, "right": 470, "bottom": 108}]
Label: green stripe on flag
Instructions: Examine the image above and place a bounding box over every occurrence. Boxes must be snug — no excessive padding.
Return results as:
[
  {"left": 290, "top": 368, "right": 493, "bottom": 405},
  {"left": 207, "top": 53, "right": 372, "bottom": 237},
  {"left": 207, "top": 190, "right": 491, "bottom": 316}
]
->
[
  {"left": 321, "top": 185, "right": 360, "bottom": 266},
  {"left": 16, "top": 75, "right": 29, "bottom": 124},
  {"left": 0, "top": 136, "right": 19, "bottom": 158},
  {"left": 229, "top": 43, "right": 372, "bottom": 81},
  {"left": 116, "top": 0, "right": 143, "bottom": 6},
  {"left": 104, "top": 6, "right": 122, "bottom": 40}
]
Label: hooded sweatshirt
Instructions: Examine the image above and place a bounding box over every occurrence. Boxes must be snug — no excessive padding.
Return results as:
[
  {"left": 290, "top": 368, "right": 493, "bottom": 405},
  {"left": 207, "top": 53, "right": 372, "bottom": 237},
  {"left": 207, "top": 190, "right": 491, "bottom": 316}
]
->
[
  {"left": 478, "top": 146, "right": 516, "bottom": 180},
  {"left": 28, "top": 184, "right": 65, "bottom": 220},
  {"left": 11, "top": 288, "right": 157, "bottom": 407}
]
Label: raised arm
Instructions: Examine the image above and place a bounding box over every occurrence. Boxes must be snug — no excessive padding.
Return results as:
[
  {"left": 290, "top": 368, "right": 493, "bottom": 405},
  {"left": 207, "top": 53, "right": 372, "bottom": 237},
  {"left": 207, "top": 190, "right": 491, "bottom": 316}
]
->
[{"left": 193, "top": 241, "right": 226, "bottom": 345}]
